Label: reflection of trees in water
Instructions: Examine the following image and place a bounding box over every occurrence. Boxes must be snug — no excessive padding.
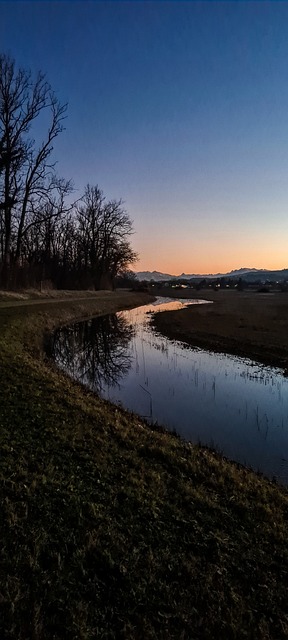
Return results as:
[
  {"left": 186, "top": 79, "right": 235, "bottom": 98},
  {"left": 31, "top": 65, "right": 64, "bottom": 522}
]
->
[{"left": 50, "top": 313, "right": 134, "bottom": 392}]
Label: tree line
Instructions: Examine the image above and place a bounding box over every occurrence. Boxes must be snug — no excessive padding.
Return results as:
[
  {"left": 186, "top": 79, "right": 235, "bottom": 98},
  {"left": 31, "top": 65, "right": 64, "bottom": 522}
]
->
[{"left": 0, "top": 53, "right": 137, "bottom": 290}]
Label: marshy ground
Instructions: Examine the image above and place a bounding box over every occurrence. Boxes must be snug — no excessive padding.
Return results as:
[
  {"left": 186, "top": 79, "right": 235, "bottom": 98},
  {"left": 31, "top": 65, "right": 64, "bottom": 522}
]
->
[
  {"left": 152, "top": 288, "right": 288, "bottom": 371},
  {"left": 0, "top": 289, "right": 288, "bottom": 639}
]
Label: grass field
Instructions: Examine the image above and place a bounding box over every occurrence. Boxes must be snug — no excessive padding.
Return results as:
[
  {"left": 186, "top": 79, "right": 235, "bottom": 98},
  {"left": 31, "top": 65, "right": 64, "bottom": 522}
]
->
[
  {"left": 0, "top": 289, "right": 288, "bottom": 639},
  {"left": 152, "top": 289, "right": 288, "bottom": 371}
]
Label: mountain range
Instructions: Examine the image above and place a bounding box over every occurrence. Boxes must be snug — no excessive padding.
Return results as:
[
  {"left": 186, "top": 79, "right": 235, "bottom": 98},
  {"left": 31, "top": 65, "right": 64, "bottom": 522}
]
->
[{"left": 135, "top": 268, "right": 288, "bottom": 282}]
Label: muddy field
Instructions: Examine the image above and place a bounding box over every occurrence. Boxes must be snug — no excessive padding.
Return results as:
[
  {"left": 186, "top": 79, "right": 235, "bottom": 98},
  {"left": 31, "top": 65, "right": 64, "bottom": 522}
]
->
[{"left": 152, "top": 289, "right": 288, "bottom": 371}]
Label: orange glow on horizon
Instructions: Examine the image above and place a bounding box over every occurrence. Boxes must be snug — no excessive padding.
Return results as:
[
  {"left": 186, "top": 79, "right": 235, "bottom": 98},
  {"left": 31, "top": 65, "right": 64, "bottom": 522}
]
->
[
  {"left": 135, "top": 253, "right": 288, "bottom": 276},
  {"left": 134, "top": 230, "right": 288, "bottom": 275},
  {"left": 133, "top": 211, "right": 288, "bottom": 275}
]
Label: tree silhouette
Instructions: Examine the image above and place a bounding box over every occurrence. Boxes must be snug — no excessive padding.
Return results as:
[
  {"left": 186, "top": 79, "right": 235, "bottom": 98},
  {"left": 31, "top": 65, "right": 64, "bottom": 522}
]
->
[
  {"left": 49, "top": 312, "right": 134, "bottom": 392},
  {"left": 0, "top": 53, "right": 71, "bottom": 285}
]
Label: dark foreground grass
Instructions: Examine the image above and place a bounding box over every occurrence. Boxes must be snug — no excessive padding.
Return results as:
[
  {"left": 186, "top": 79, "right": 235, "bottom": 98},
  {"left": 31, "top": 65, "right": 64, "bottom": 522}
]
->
[{"left": 0, "top": 291, "right": 288, "bottom": 639}]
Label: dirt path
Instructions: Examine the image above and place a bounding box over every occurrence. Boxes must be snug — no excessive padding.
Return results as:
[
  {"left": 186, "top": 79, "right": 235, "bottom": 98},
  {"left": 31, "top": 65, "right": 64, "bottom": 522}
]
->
[
  {"left": 0, "top": 290, "right": 127, "bottom": 309},
  {"left": 0, "top": 295, "right": 108, "bottom": 309}
]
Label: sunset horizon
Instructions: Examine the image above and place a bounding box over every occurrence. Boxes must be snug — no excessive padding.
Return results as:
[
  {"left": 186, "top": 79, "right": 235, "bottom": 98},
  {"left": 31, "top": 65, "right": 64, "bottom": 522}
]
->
[
  {"left": 2, "top": 2, "right": 288, "bottom": 276},
  {"left": 2, "top": 2, "right": 288, "bottom": 637},
  {"left": 135, "top": 262, "right": 288, "bottom": 276}
]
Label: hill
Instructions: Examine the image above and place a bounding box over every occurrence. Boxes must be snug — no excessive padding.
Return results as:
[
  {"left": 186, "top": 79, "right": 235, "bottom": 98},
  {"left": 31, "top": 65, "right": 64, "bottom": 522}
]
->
[{"left": 136, "top": 267, "right": 288, "bottom": 282}]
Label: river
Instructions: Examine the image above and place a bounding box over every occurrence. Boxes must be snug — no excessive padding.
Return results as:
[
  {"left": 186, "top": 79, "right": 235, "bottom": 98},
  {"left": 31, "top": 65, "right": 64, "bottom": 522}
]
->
[{"left": 49, "top": 297, "right": 288, "bottom": 485}]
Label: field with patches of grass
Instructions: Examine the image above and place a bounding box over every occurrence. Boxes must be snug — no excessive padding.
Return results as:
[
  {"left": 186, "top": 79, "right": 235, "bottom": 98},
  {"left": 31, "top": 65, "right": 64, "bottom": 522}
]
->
[
  {"left": 0, "top": 290, "right": 288, "bottom": 639},
  {"left": 152, "top": 289, "right": 288, "bottom": 371}
]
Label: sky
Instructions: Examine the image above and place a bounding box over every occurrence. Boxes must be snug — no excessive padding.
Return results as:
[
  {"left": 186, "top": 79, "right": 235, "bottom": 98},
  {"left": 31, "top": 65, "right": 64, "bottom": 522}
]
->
[{"left": 1, "top": 0, "right": 288, "bottom": 274}]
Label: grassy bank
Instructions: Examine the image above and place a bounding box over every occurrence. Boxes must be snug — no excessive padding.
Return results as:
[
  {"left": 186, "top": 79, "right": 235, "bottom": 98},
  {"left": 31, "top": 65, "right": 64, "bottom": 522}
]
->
[
  {"left": 1, "top": 290, "right": 288, "bottom": 639},
  {"left": 152, "top": 289, "right": 288, "bottom": 371}
]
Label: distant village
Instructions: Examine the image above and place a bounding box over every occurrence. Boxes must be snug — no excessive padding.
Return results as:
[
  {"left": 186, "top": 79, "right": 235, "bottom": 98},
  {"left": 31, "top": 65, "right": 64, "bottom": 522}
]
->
[{"left": 133, "top": 269, "right": 288, "bottom": 293}]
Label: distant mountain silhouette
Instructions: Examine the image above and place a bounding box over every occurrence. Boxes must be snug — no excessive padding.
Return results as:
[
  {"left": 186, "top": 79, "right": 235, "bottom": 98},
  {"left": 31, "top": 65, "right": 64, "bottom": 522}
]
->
[{"left": 135, "top": 268, "right": 288, "bottom": 282}]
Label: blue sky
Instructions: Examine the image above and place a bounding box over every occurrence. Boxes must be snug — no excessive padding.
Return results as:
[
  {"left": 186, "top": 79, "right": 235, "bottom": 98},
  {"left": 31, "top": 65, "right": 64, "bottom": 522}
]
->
[{"left": 1, "top": 1, "right": 288, "bottom": 273}]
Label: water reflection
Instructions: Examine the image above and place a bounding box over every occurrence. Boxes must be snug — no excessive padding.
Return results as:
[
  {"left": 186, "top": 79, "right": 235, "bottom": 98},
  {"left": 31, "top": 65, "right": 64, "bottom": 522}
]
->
[
  {"left": 49, "top": 298, "right": 288, "bottom": 485},
  {"left": 49, "top": 314, "right": 134, "bottom": 392}
]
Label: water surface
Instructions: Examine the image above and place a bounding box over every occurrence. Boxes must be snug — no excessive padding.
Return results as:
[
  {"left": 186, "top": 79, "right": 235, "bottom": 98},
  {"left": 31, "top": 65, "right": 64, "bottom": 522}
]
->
[{"left": 49, "top": 297, "right": 288, "bottom": 485}]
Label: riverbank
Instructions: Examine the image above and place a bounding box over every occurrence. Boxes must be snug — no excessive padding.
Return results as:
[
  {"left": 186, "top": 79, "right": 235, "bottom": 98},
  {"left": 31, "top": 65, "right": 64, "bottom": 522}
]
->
[
  {"left": 152, "top": 289, "right": 288, "bottom": 371},
  {"left": 1, "top": 290, "right": 288, "bottom": 639}
]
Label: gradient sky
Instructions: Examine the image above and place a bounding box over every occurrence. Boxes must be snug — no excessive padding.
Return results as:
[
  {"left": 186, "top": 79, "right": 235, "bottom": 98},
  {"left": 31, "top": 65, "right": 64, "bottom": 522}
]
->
[{"left": 1, "top": 1, "right": 288, "bottom": 274}]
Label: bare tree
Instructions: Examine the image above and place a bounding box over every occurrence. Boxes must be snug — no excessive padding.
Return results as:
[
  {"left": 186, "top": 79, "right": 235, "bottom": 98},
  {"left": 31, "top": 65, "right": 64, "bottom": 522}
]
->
[
  {"left": 76, "top": 184, "right": 138, "bottom": 289},
  {"left": 0, "top": 53, "right": 70, "bottom": 285}
]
